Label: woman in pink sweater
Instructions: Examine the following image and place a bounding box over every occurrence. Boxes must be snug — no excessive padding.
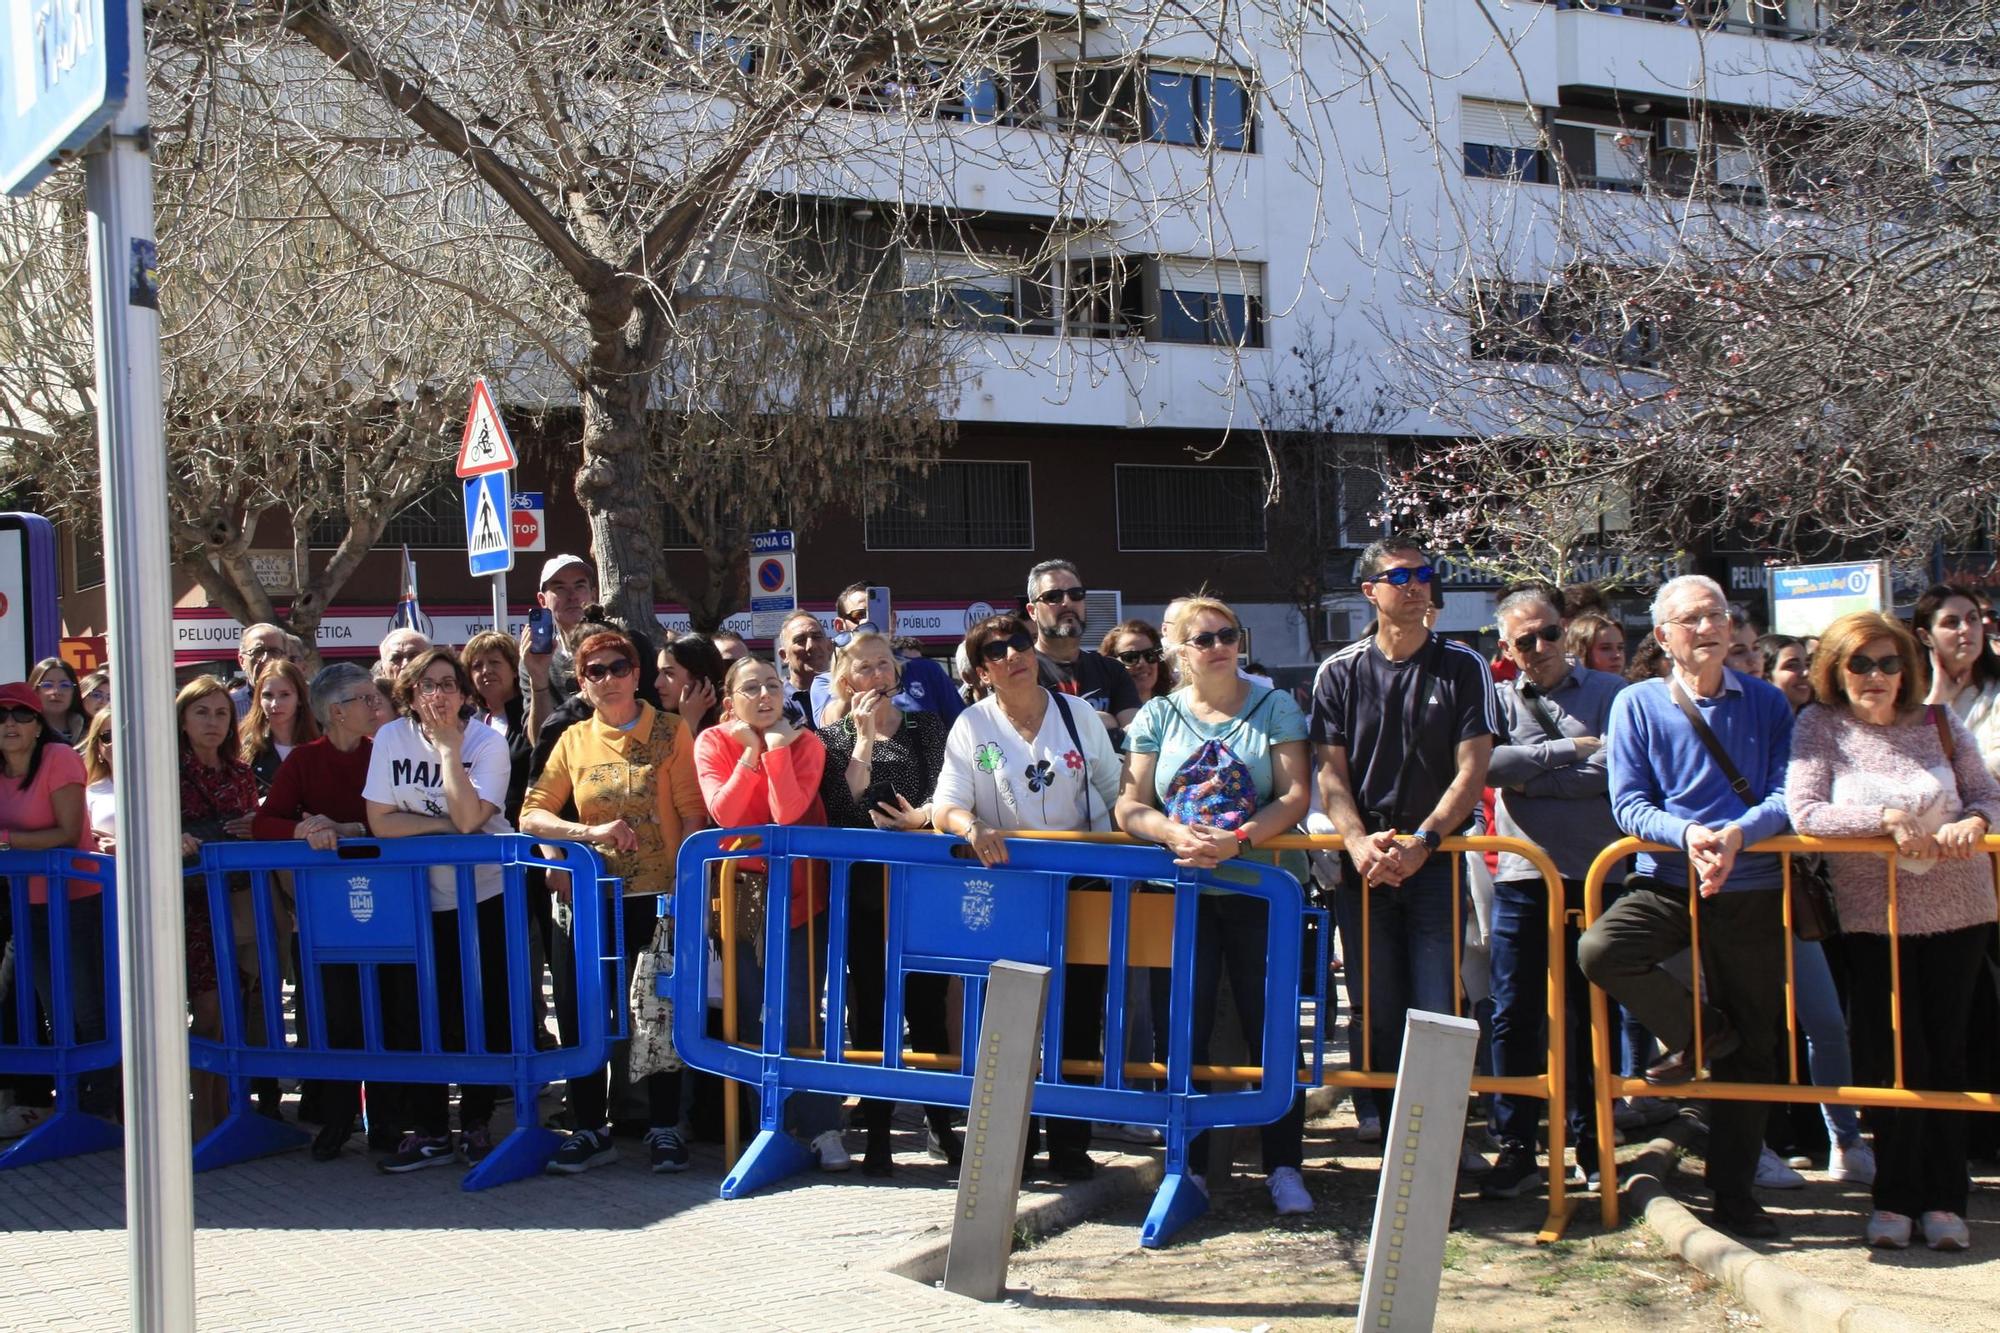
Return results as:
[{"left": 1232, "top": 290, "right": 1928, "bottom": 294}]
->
[
  {"left": 692, "top": 657, "right": 849, "bottom": 1171},
  {"left": 1788, "top": 611, "right": 2000, "bottom": 1253}
]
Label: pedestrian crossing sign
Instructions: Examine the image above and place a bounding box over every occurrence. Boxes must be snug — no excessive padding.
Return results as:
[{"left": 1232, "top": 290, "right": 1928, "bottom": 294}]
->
[{"left": 464, "top": 470, "right": 514, "bottom": 576}]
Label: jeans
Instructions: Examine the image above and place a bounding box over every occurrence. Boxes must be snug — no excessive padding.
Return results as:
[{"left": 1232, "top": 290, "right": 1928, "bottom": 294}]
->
[
  {"left": 1489, "top": 877, "right": 1595, "bottom": 1157},
  {"left": 1334, "top": 857, "right": 1461, "bottom": 1121},
  {"left": 27, "top": 894, "right": 117, "bottom": 1116},
  {"left": 732, "top": 917, "right": 842, "bottom": 1143},
  {"left": 1847, "top": 926, "right": 1986, "bottom": 1217},
  {"left": 1790, "top": 938, "right": 1860, "bottom": 1148},
  {"left": 1579, "top": 878, "right": 1784, "bottom": 1202},
  {"left": 1190, "top": 893, "right": 1304, "bottom": 1173}
]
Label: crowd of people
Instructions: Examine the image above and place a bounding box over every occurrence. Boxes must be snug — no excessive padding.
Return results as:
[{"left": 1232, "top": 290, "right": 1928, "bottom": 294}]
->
[{"left": 3, "top": 543, "right": 1999, "bottom": 1254}]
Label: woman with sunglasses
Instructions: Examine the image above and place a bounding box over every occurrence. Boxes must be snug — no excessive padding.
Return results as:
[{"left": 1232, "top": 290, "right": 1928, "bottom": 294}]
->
[
  {"left": 1789, "top": 611, "right": 2000, "bottom": 1251},
  {"left": 693, "top": 656, "right": 850, "bottom": 1170},
  {"left": 813, "top": 628, "right": 956, "bottom": 1174},
  {"left": 1101, "top": 619, "right": 1174, "bottom": 703},
  {"left": 27, "top": 658, "right": 86, "bottom": 744},
  {"left": 523, "top": 631, "right": 707, "bottom": 1176},
  {"left": 1915, "top": 584, "right": 2000, "bottom": 780},
  {"left": 240, "top": 660, "right": 322, "bottom": 793},
  {"left": 933, "top": 615, "right": 1122, "bottom": 1180},
  {"left": 1115, "top": 596, "right": 1314, "bottom": 1215},
  {"left": 362, "top": 648, "right": 517, "bottom": 1174}
]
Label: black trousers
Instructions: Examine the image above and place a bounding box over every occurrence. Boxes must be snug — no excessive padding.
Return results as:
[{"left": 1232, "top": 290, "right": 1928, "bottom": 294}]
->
[
  {"left": 1578, "top": 878, "right": 1784, "bottom": 1202},
  {"left": 843, "top": 870, "right": 952, "bottom": 1137},
  {"left": 566, "top": 895, "right": 680, "bottom": 1131},
  {"left": 381, "top": 894, "right": 515, "bottom": 1138},
  {"left": 1848, "top": 926, "right": 1987, "bottom": 1218},
  {"left": 1190, "top": 892, "right": 1305, "bottom": 1174}
]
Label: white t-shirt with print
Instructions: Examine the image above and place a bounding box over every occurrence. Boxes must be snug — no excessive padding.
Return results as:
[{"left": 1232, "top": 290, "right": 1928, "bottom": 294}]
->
[
  {"left": 362, "top": 717, "right": 514, "bottom": 910},
  {"left": 932, "top": 690, "right": 1121, "bottom": 833}
]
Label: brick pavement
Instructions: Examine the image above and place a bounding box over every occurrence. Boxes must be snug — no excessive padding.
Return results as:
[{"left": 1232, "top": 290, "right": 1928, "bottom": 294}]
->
[{"left": 0, "top": 1100, "right": 1077, "bottom": 1331}]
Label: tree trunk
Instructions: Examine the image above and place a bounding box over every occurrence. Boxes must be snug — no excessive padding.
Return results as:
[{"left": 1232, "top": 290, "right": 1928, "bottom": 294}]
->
[{"left": 576, "top": 362, "right": 660, "bottom": 632}]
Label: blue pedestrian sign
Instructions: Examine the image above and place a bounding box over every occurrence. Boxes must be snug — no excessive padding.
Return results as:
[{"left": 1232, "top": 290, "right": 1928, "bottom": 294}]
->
[
  {"left": 2, "top": 0, "right": 131, "bottom": 197},
  {"left": 464, "top": 471, "right": 514, "bottom": 577}
]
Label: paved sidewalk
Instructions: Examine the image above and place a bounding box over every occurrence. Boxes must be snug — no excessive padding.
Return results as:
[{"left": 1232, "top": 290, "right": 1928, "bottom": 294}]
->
[{"left": 0, "top": 1102, "right": 1073, "bottom": 1331}]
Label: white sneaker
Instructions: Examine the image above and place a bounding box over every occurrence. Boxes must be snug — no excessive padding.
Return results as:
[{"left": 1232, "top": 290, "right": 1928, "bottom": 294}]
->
[
  {"left": 811, "top": 1129, "right": 851, "bottom": 1172},
  {"left": 0, "top": 1104, "right": 44, "bottom": 1140},
  {"left": 1831, "top": 1139, "right": 1876, "bottom": 1185},
  {"left": 1460, "top": 1140, "right": 1490, "bottom": 1176},
  {"left": 1355, "top": 1110, "right": 1383, "bottom": 1143},
  {"left": 1923, "top": 1210, "right": 1971, "bottom": 1251},
  {"left": 1269, "top": 1165, "right": 1314, "bottom": 1216},
  {"left": 1866, "top": 1210, "right": 1913, "bottom": 1249},
  {"left": 1094, "top": 1122, "right": 1163, "bottom": 1146},
  {"left": 1756, "top": 1145, "right": 1807, "bottom": 1190}
]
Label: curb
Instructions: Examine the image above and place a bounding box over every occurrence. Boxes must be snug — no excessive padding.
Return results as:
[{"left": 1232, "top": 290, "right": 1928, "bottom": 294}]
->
[{"left": 1622, "top": 1134, "right": 1930, "bottom": 1333}]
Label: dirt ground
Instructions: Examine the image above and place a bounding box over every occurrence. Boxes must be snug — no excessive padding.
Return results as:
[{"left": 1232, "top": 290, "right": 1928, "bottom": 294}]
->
[{"left": 1005, "top": 1104, "right": 1758, "bottom": 1331}]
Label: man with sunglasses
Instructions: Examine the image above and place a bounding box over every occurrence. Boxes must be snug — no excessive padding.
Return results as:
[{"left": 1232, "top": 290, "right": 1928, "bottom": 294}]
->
[
  {"left": 1024, "top": 559, "right": 1139, "bottom": 741},
  {"left": 807, "top": 580, "right": 965, "bottom": 727},
  {"left": 1480, "top": 588, "right": 1626, "bottom": 1201},
  {"left": 1310, "top": 537, "right": 1500, "bottom": 1130}
]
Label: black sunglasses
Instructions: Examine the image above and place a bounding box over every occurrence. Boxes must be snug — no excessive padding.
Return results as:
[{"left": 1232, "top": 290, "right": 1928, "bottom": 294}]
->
[
  {"left": 978, "top": 632, "right": 1036, "bottom": 663},
  {"left": 1186, "top": 627, "right": 1243, "bottom": 650},
  {"left": 1845, "top": 653, "right": 1903, "bottom": 677},
  {"left": 0, "top": 707, "right": 38, "bottom": 724},
  {"left": 1511, "top": 624, "right": 1564, "bottom": 655},
  {"left": 1031, "top": 587, "right": 1090, "bottom": 606},
  {"left": 1114, "top": 647, "right": 1164, "bottom": 667},
  {"left": 1364, "top": 565, "right": 1435, "bottom": 587},
  {"left": 581, "top": 659, "right": 636, "bottom": 682}
]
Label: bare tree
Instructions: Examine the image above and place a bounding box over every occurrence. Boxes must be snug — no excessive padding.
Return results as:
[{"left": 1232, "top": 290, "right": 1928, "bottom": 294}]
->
[{"left": 1387, "top": 2, "right": 2000, "bottom": 569}]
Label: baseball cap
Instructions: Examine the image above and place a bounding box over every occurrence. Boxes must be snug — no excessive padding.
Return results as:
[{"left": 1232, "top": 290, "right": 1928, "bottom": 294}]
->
[
  {"left": 0, "top": 682, "right": 41, "bottom": 714},
  {"left": 538, "top": 554, "right": 593, "bottom": 590}
]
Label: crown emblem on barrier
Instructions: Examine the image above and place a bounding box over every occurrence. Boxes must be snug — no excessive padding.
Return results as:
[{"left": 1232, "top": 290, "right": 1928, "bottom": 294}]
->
[
  {"left": 961, "top": 878, "right": 995, "bottom": 931},
  {"left": 347, "top": 875, "right": 375, "bottom": 925}
]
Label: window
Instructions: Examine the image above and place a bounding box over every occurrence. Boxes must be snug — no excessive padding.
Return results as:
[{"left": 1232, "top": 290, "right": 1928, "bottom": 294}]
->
[
  {"left": 1143, "top": 67, "right": 1254, "bottom": 151},
  {"left": 308, "top": 483, "right": 462, "bottom": 550},
  {"left": 1156, "top": 259, "right": 1264, "bottom": 347},
  {"left": 939, "top": 41, "right": 1042, "bottom": 125},
  {"left": 1115, "top": 465, "right": 1266, "bottom": 551},
  {"left": 1053, "top": 63, "right": 1142, "bottom": 137},
  {"left": 1469, "top": 279, "right": 1551, "bottom": 362},
  {"left": 1062, "top": 256, "right": 1147, "bottom": 338},
  {"left": 70, "top": 513, "right": 104, "bottom": 590},
  {"left": 866, "top": 460, "right": 1033, "bottom": 550},
  {"left": 1589, "top": 128, "right": 1648, "bottom": 191},
  {"left": 1715, "top": 144, "right": 1766, "bottom": 200},
  {"left": 1461, "top": 99, "right": 1547, "bottom": 183},
  {"left": 903, "top": 251, "right": 1022, "bottom": 331}
]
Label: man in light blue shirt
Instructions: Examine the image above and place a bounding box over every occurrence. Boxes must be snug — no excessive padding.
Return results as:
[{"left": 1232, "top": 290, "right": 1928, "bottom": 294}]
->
[{"left": 1578, "top": 574, "right": 1793, "bottom": 1240}]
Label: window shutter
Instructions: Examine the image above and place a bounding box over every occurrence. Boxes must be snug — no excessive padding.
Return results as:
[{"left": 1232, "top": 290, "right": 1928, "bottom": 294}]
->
[
  {"left": 1594, "top": 130, "right": 1645, "bottom": 181},
  {"left": 1157, "top": 258, "right": 1261, "bottom": 296},
  {"left": 1715, "top": 146, "right": 1761, "bottom": 189},
  {"left": 1461, "top": 98, "right": 1541, "bottom": 150}
]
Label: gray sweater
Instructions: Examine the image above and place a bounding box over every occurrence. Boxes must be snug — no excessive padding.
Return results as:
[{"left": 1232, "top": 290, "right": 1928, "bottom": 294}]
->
[{"left": 1489, "top": 664, "right": 1627, "bottom": 885}]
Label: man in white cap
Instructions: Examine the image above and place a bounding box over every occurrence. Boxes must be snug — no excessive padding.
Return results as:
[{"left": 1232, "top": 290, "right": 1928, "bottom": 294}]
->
[{"left": 522, "top": 553, "right": 598, "bottom": 738}]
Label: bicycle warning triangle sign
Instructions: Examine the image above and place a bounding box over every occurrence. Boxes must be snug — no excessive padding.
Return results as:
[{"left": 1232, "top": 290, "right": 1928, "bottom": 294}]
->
[{"left": 456, "top": 377, "right": 519, "bottom": 478}]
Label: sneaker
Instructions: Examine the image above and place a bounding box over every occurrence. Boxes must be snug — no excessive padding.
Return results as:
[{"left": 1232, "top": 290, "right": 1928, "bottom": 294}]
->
[
  {"left": 645, "top": 1126, "right": 691, "bottom": 1173},
  {"left": 1923, "top": 1210, "right": 1971, "bottom": 1251},
  {"left": 378, "top": 1133, "right": 457, "bottom": 1174},
  {"left": 1096, "top": 1122, "right": 1164, "bottom": 1146},
  {"left": 1269, "top": 1165, "right": 1314, "bottom": 1216},
  {"left": 1355, "top": 1109, "right": 1383, "bottom": 1143},
  {"left": 1755, "top": 1145, "right": 1806, "bottom": 1190},
  {"left": 812, "top": 1129, "right": 851, "bottom": 1172},
  {"left": 0, "top": 1104, "right": 45, "bottom": 1140},
  {"left": 1785, "top": 1153, "right": 1813, "bottom": 1170},
  {"left": 460, "top": 1123, "right": 495, "bottom": 1166},
  {"left": 1480, "top": 1143, "right": 1542, "bottom": 1200},
  {"left": 1831, "top": 1139, "right": 1877, "bottom": 1185},
  {"left": 1866, "top": 1210, "right": 1913, "bottom": 1249},
  {"left": 1567, "top": 1161, "right": 1599, "bottom": 1192},
  {"left": 1460, "top": 1139, "right": 1491, "bottom": 1176},
  {"left": 547, "top": 1128, "right": 618, "bottom": 1175},
  {"left": 311, "top": 1118, "right": 355, "bottom": 1163}
]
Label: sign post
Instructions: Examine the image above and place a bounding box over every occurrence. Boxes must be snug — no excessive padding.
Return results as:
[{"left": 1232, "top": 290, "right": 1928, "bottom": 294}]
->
[
  {"left": 8, "top": 1, "right": 198, "bottom": 1326},
  {"left": 748, "top": 529, "right": 798, "bottom": 641},
  {"left": 457, "top": 378, "right": 520, "bottom": 633}
]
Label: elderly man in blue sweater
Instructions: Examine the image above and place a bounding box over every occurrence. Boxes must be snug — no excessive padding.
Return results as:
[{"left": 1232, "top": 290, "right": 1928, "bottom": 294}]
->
[{"left": 1578, "top": 574, "right": 1794, "bottom": 1240}]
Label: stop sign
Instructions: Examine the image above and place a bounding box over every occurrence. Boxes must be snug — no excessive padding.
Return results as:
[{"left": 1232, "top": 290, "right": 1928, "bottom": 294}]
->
[{"left": 512, "top": 509, "right": 539, "bottom": 549}]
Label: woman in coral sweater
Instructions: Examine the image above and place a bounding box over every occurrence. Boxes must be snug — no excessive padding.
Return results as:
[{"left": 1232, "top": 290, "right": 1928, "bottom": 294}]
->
[{"left": 693, "top": 656, "right": 849, "bottom": 1171}]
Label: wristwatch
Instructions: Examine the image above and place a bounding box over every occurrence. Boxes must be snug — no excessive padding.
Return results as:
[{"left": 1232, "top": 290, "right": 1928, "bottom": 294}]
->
[
  {"left": 1233, "top": 826, "right": 1255, "bottom": 849},
  {"left": 1415, "top": 828, "right": 1442, "bottom": 853}
]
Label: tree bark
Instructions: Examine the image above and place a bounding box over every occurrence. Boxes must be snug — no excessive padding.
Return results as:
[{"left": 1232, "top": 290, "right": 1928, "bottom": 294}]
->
[{"left": 576, "top": 359, "right": 661, "bottom": 633}]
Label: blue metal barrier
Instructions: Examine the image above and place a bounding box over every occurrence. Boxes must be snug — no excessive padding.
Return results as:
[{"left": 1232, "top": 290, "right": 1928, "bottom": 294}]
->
[
  {"left": 0, "top": 850, "right": 121, "bottom": 1171},
  {"left": 189, "top": 835, "right": 623, "bottom": 1190},
  {"left": 669, "top": 826, "right": 1310, "bottom": 1246}
]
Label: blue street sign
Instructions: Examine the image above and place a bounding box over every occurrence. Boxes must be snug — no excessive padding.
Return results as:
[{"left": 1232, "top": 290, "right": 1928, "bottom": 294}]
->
[
  {"left": 2, "top": 0, "right": 132, "bottom": 197},
  {"left": 464, "top": 471, "right": 514, "bottom": 577}
]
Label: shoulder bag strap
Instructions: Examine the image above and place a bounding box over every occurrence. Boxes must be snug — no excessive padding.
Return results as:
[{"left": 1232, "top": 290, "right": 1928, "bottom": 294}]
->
[
  {"left": 1049, "top": 691, "right": 1093, "bottom": 828},
  {"left": 1670, "top": 678, "right": 1754, "bottom": 804},
  {"left": 1518, "top": 682, "right": 1566, "bottom": 741},
  {"left": 1928, "top": 703, "right": 1958, "bottom": 763}
]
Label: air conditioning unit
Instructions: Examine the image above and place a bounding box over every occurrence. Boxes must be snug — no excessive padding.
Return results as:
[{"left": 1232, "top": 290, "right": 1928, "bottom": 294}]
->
[
  {"left": 1082, "top": 589, "right": 1124, "bottom": 643},
  {"left": 1659, "top": 118, "right": 1699, "bottom": 153}
]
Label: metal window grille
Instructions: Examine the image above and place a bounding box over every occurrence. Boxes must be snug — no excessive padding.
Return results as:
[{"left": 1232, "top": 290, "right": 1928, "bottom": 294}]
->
[
  {"left": 1115, "top": 465, "right": 1265, "bottom": 552},
  {"left": 308, "top": 482, "right": 461, "bottom": 550},
  {"left": 866, "top": 460, "right": 1032, "bottom": 550}
]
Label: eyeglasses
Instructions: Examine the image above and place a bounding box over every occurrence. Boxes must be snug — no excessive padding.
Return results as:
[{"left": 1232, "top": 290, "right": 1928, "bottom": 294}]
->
[
  {"left": 415, "top": 677, "right": 462, "bottom": 695},
  {"left": 1114, "top": 647, "right": 1164, "bottom": 667},
  {"left": 1031, "top": 587, "right": 1089, "bottom": 606},
  {"left": 33, "top": 678, "right": 71, "bottom": 693},
  {"left": 330, "top": 693, "right": 380, "bottom": 711},
  {"left": 832, "top": 621, "right": 879, "bottom": 649},
  {"left": 1510, "top": 624, "right": 1564, "bottom": 655},
  {"left": 1665, "top": 611, "right": 1730, "bottom": 631},
  {"left": 978, "top": 632, "right": 1036, "bottom": 662},
  {"left": 244, "top": 645, "right": 280, "bottom": 661},
  {"left": 1363, "top": 565, "right": 1435, "bottom": 588},
  {"left": 581, "top": 659, "right": 635, "bottom": 682},
  {"left": 85, "top": 688, "right": 108, "bottom": 704},
  {"left": 0, "top": 707, "right": 38, "bottom": 724},
  {"left": 734, "top": 681, "right": 786, "bottom": 698},
  {"left": 1186, "top": 627, "right": 1243, "bottom": 651},
  {"left": 1845, "top": 653, "right": 1904, "bottom": 677}
]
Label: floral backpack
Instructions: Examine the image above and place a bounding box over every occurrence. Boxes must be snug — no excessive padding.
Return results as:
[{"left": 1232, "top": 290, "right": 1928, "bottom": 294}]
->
[{"left": 1160, "top": 690, "right": 1278, "bottom": 831}]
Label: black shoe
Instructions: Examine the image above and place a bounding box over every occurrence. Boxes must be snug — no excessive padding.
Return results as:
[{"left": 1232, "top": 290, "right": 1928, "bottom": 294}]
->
[
  {"left": 1712, "top": 1195, "right": 1780, "bottom": 1240},
  {"left": 1480, "top": 1143, "right": 1542, "bottom": 1200},
  {"left": 1051, "top": 1148, "right": 1096, "bottom": 1182},
  {"left": 863, "top": 1126, "right": 894, "bottom": 1177},
  {"left": 1646, "top": 1018, "right": 1741, "bottom": 1085},
  {"left": 925, "top": 1113, "right": 963, "bottom": 1168},
  {"left": 311, "top": 1118, "right": 355, "bottom": 1162}
]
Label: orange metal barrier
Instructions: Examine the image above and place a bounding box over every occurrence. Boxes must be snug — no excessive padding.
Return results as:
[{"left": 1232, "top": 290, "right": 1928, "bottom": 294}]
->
[{"left": 1582, "top": 834, "right": 2000, "bottom": 1228}]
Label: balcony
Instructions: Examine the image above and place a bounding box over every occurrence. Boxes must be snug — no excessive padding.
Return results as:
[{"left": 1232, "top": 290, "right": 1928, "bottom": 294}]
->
[{"left": 1552, "top": 2, "right": 1824, "bottom": 109}]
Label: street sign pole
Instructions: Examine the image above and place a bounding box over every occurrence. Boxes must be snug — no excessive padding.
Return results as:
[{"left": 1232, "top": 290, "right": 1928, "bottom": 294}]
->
[
  {"left": 80, "top": 2, "right": 197, "bottom": 1327},
  {"left": 491, "top": 571, "right": 508, "bottom": 637}
]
